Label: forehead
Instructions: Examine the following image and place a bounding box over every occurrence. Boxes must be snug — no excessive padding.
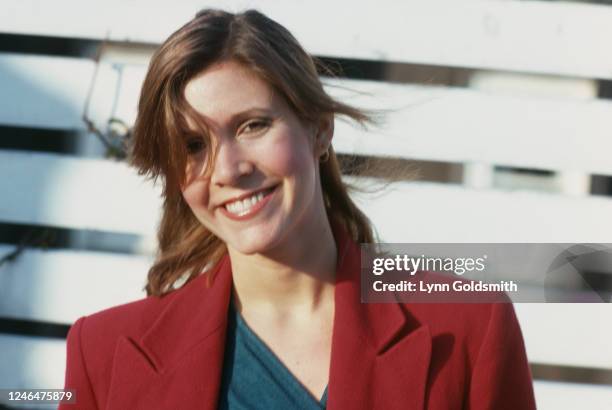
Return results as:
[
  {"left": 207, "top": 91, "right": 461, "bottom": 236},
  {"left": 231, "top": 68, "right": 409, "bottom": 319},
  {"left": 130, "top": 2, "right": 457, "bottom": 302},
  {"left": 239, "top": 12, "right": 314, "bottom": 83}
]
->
[{"left": 183, "top": 61, "right": 278, "bottom": 126}]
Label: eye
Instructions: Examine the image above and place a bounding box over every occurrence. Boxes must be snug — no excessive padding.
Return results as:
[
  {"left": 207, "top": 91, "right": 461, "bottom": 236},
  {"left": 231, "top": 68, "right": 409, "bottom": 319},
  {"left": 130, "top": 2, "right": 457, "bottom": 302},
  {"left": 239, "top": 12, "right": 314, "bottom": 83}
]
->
[
  {"left": 240, "top": 118, "right": 271, "bottom": 135},
  {"left": 186, "top": 138, "right": 206, "bottom": 154}
]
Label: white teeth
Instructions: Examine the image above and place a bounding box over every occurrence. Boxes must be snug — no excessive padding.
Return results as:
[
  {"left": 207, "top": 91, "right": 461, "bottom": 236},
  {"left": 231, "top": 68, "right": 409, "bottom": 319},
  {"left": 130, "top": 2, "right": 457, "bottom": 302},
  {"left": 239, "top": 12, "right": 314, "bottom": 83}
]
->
[{"left": 225, "top": 191, "right": 266, "bottom": 216}]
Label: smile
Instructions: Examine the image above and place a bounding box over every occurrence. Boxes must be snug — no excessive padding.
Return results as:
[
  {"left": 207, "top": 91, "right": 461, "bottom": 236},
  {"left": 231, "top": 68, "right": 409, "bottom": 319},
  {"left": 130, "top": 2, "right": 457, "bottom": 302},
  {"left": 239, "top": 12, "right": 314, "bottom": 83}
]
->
[{"left": 220, "top": 185, "right": 278, "bottom": 220}]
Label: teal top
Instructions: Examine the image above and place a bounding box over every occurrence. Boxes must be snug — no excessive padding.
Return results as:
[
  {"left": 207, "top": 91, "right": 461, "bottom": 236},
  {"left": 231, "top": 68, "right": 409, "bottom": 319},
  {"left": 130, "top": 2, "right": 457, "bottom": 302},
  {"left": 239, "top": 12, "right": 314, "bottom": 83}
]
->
[{"left": 217, "top": 300, "right": 328, "bottom": 409}]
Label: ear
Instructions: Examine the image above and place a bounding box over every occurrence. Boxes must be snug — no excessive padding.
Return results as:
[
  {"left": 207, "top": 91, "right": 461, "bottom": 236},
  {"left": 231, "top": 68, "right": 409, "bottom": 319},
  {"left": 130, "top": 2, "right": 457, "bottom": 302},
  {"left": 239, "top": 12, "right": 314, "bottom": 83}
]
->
[{"left": 313, "top": 113, "right": 335, "bottom": 157}]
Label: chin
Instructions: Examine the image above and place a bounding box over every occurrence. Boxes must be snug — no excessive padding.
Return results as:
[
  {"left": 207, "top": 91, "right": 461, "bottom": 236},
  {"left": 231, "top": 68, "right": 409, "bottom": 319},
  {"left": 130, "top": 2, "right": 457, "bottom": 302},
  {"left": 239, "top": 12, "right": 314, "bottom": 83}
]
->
[
  {"left": 226, "top": 230, "right": 281, "bottom": 256},
  {"left": 230, "top": 240, "right": 274, "bottom": 256}
]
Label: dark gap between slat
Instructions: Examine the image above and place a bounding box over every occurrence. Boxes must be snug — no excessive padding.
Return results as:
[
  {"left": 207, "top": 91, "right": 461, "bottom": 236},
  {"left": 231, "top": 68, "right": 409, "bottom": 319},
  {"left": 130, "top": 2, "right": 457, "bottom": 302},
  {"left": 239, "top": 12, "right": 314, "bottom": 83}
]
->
[
  {"left": 0, "top": 222, "right": 143, "bottom": 255},
  {"left": 0, "top": 33, "right": 474, "bottom": 87},
  {"left": 337, "top": 153, "right": 464, "bottom": 183},
  {"left": 0, "top": 317, "right": 69, "bottom": 339},
  {"left": 531, "top": 363, "right": 612, "bottom": 386},
  {"left": 0, "top": 404, "right": 44, "bottom": 410},
  {"left": 494, "top": 165, "right": 555, "bottom": 176},
  {"left": 591, "top": 175, "right": 612, "bottom": 196},
  {"left": 317, "top": 56, "right": 473, "bottom": 86},
  {"left": 598, "top": 78, "right": 612, "bottom": 100},
  {"left": 0, "top": 126, "right": 82, "bottom": 155},
  {"left": 0, "top": 33, "right": 100, "bottom": 58}
]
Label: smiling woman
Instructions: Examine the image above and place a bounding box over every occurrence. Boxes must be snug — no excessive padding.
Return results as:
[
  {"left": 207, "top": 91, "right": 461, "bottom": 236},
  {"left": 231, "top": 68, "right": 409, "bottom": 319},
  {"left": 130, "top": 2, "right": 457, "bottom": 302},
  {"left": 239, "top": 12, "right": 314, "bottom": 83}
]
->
[
  {"left": 181, "top": 61, "right": 332, "bottom": 257},
  {"left": 60, "top": 9, "right": 536, "bottom": 410}
]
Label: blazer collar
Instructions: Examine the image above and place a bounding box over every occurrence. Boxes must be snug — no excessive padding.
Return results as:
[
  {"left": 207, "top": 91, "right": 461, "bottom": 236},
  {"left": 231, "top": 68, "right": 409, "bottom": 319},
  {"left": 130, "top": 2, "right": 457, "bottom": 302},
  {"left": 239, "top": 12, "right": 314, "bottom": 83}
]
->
[
  {"left": 139, "top": 255, "right": 233, "bottom": 373},
  {"left": 327, "top": 224, "right": 432, "bottom": 409},
  {"left": 107, "top": 223, "right": 431, "bottom": 409},
  {"left": 106, "top": 255, "right": 234, "bottom": 409}
]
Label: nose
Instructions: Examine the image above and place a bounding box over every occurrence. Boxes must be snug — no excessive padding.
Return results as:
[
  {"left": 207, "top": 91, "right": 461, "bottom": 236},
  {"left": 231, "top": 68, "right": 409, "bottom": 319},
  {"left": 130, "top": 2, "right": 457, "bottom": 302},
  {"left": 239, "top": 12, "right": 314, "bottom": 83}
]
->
[{"left": 210, "top": 139, "right": 254, "bottom": 187}]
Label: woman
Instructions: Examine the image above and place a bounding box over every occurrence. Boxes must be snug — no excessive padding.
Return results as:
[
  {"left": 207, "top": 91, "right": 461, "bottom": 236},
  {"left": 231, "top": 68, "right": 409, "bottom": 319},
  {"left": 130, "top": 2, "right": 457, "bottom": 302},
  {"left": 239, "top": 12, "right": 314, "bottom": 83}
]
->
[{"left": 61, "top": 9, "right": 536, "bottom": 410}]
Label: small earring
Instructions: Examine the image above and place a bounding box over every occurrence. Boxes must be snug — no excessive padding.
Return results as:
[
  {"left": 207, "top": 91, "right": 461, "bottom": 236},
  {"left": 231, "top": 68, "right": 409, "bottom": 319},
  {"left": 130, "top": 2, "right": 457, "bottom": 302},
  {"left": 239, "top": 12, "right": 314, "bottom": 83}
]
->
[{"left": 319, "top": 148, "right": 330, "bottom": 163}]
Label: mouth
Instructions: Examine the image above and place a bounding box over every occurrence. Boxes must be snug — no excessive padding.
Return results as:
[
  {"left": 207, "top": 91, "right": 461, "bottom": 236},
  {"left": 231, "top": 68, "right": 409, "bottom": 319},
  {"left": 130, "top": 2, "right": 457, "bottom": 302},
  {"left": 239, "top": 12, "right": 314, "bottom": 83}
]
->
[{"left": 220, "top": 185, "right": 279, "bottom": 220}]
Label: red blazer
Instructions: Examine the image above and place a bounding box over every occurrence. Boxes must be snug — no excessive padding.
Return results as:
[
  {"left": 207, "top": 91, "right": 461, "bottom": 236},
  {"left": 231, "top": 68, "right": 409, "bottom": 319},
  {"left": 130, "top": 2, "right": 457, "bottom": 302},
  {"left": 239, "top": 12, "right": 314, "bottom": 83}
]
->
[{"left": 61, "top": 226, "right": 536, "bottom": 410}]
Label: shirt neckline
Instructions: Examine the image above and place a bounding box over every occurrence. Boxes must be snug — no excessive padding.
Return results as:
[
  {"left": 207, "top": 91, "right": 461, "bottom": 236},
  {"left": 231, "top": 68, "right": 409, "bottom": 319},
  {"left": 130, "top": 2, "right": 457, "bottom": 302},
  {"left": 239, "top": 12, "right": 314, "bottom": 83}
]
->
[{"left": 230, "top": 298, "right": 329, "bottom": 407}]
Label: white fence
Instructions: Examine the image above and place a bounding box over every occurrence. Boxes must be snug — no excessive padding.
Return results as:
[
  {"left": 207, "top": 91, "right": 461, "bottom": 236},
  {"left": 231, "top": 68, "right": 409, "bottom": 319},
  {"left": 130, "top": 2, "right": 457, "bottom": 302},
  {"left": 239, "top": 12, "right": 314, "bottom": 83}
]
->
[{"left": 1, "top": 1, "right": 611, "bottom": 409}]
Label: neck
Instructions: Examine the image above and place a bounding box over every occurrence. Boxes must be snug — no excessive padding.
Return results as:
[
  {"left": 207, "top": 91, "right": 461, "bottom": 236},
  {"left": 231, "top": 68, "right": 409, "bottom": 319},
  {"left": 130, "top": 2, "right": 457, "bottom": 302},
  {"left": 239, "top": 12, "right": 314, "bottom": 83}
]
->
[{"left": 228, "top": 214, "right": 337, "bottom": 318}]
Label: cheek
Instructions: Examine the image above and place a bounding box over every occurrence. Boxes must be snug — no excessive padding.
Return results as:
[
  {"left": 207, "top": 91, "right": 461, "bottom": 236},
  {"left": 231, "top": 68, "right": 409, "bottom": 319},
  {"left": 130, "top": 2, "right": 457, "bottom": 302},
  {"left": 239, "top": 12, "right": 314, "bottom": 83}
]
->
[{"left": 261, "top": 132, "right": 315, "bottom": 180}]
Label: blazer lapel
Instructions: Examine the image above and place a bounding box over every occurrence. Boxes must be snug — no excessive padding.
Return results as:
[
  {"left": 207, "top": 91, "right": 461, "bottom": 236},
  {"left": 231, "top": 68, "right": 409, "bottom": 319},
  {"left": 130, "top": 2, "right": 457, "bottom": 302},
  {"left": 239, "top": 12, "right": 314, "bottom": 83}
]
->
[
  {"left": 327, "top": 225, "right": 432, "bottom": 410},
  {"left": 106, "top": 256, "right": 233, "bottom": 410}
]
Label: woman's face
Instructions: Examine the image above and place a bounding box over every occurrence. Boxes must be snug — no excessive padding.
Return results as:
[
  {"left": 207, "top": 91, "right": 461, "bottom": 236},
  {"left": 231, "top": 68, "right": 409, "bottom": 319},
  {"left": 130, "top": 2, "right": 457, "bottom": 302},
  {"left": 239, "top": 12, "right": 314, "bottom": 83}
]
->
[{"left": 181, "top": 61, "right": 330, "bottom": 256}]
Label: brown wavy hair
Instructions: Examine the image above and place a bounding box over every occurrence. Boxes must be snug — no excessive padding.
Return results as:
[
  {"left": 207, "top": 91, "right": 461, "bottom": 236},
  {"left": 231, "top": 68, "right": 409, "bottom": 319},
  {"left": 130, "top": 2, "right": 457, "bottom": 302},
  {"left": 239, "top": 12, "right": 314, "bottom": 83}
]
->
[{"left": 130, "top": 9, "right": 375, "bottom": 296}]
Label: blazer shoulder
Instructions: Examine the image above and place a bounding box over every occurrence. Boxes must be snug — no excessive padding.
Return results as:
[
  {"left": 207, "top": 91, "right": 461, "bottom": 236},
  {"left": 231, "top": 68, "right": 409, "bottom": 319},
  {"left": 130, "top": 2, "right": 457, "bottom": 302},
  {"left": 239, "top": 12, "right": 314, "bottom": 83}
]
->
[
  {"left": 77, "top": 274, "right": 205, "bottom": 342},
  {"left": 62, "top": 294, "right": 168, "bottom": 409},
  {"left": 81, "top": 294, "right": 164, "bottom": 340},
  {"left": 406, "top": 299, "right": 523, "bottom": 365},
  {"left": 406, "top": 295, "right": 515, "bottom": 335},
  {"left": 63, "top": 273, "right": 217, "bottom": 407}
]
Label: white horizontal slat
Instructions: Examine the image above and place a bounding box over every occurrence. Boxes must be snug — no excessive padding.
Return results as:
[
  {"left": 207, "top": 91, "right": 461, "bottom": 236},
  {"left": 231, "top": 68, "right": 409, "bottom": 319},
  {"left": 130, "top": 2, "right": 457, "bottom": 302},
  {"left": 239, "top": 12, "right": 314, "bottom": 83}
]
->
[
  {"left": 328, "top": 79, "right": 612, "bottom": 176},
  {"left": 534, "top": 381, "right": 612, "bottom": 410},
  {"left": 515, "top": 304, "right": 612, "bottom": 370},
  {"left": 0, "top": 150, "right": 161, "bottom": 235},
  {"left": 4, "top": 54, "right": 611, "bottom": 175},
  {"left": 2, "top": 0, "right": 612, "bottom": 79},
  {"left": 353, "top": 180, "right": 612, "bottom": 243},
  {"left": 0, "top": 245, "right": 149, "bottom": 323},
  {"left": 2, "top": 150, "right": 612, "bottom": 241},
  {"left": 0, "top": 53, "right": 118, "bottom": 130},
  {"left": 0, "top": 336, "right": 65, "bottom": 395}
]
